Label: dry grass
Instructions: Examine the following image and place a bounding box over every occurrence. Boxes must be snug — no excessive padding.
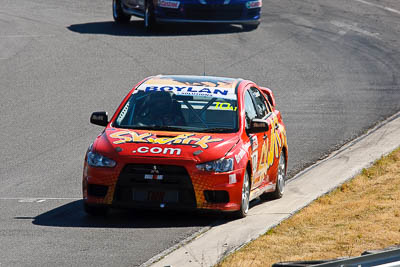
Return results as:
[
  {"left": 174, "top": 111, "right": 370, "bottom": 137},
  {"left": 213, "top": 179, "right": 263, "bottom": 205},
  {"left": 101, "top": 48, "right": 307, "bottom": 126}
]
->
[{"left": 217, "top": 147, "right": 400, "bottom": 267}]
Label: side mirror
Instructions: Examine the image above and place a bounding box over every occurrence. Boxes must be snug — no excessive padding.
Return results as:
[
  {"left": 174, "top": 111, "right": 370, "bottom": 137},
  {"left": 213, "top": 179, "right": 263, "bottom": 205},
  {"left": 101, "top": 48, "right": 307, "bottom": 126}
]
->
[
  {"left": 248, "top": 118, "right": 269, "bottom": 133},
  {"left": 90, "top": 111, "right": 108, "bottom": 127}
]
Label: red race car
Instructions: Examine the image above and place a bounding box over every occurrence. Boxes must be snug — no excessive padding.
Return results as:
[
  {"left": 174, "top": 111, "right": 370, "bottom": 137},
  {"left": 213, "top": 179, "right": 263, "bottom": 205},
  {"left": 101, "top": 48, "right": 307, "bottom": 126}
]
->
[{"left": 83, "top": 75, "right": 288, "bottom": 218}]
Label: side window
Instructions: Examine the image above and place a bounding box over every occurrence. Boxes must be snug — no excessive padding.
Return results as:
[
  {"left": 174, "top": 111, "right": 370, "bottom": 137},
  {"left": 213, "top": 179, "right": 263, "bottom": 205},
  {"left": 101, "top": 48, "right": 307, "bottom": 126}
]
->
[
  {"left": 249, "top": 87, "right": 270, "bottom": 118},
  {"left": 244, "top": 90, "right": 258, "bottom": 129},
  {"left": 265, "top": 97, "right": 273, "bottom": 112}
]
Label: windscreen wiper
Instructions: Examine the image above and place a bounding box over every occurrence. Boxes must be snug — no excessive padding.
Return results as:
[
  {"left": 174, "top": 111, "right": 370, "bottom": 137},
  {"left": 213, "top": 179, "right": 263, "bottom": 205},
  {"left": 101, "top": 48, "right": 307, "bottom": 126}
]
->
[
  {"left": 115, "top": 125, "right": 187, "bottom": 131},
  {"left": 198, "top": 128, "right": 234, "bottom": 133},
  {"left": 149, "top": 125, "right": 191, "bottom": 132}
]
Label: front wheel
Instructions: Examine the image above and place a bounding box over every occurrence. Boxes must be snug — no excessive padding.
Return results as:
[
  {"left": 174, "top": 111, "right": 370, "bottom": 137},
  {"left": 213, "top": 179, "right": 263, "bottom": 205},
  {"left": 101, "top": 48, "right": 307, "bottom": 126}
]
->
[
  {"left": 233, "top": 171, "right": 250, "bottom": 218},
  {"left": 144, "top": 0, "right": 157, "bottom": 30},
  {"left": 113, "top": 0, "right": 131, "bottom": 23},
  {"left": 260, "top": 152, "right": 286, "bottom": 200}
]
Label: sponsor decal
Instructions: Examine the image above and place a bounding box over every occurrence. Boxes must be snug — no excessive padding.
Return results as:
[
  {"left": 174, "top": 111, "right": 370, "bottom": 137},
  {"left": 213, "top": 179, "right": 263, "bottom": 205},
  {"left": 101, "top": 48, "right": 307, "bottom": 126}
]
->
[
  {"left": 243, "top": 142, "right": 251, "bottom": 151},
  {"left": 92, "top": 114, "right": 105, "bottom": 121},
  {"left": 250, "top": 135, "right": 258, "bottom": 150},
  {"left": 136, "top": 84, "right": 236, "bottom": 100},
  {"left": 132, "top": 146, "right": 182, "bottom": 156},
  {"left": 235, "top": 141, "right": 252, "bottom": 164},
  {"left": 235, "top": 148, "right": 246, "bottom": 164},
  {"left": 145, "top": 174, "right": 164, "bottom": 180},
  {"left": 110, "top": 131, "right": 223, "bottom": 149},
  {"left": 229, "top": 173, "right": 237, "bottom": 184},
  {"left": 158, "top": 0, "right": 180, "bottom": 8}
]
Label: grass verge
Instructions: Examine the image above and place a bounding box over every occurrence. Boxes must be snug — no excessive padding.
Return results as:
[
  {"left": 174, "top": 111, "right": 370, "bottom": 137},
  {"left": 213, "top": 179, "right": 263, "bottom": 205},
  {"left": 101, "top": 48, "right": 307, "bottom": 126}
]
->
[{"left": 217, "top": 147, "right": 400, "bottom": 267}]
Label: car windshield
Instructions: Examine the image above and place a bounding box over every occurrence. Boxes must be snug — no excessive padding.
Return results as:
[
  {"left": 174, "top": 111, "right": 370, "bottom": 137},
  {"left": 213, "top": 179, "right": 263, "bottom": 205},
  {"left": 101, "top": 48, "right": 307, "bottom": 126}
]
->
[{"left": 114, "top": 90, "right": 238, "bottom": 133}]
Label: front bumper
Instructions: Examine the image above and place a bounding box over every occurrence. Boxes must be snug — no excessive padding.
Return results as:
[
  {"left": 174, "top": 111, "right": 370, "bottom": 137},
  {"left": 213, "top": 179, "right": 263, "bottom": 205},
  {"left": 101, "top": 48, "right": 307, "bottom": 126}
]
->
[
  {"left": 156, "top": 18, "right": 260, "bottom": 24},
  {"left": 83, "top": 160, "right": 245, "bottom": 212},
  {"left": 155, "top": 3, "right": 260, "bottom": 24}
]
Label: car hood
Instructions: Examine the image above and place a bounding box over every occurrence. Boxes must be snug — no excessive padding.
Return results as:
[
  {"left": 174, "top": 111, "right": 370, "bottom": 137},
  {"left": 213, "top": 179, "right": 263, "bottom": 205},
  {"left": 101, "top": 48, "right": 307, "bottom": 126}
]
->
[{"left": 94, "top": 128, "right": 240, "bottom": 163}]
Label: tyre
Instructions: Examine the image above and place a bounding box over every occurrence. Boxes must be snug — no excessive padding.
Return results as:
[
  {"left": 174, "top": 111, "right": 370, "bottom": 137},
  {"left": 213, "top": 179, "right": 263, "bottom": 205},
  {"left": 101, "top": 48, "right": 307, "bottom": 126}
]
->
[
  {"left": 144, "top": 0, "right": 157, "bottom": 31},
  {"left": 113, "top": 0, "right": 131, "bottom": 23},
  {"left": 83, "top": 202, "right": 109, "bottom": 216},
  {"left": 242, "top": 23, "right": 259, "bottom": 31},
  {"left": 260, "top": 152, "right": 286, "bottom": 200},
  {"left": 233, "top": 171, "right": 251, "bottom": 218}
]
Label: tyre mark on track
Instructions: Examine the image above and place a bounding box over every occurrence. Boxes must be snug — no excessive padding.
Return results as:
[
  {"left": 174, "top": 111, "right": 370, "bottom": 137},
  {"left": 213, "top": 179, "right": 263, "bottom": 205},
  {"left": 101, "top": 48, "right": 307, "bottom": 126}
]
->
[
  {"left": 216, "top": 34, "right": 296, "bottom": 72},
  {"left": 353, "top": 0, "right": 400, "bottom": 15},
  {"left": 331, "top": 21, "right": 380, "bottom": 39},
  {"left": 98, "top": 39, "right": 153, "bottom": 74}
]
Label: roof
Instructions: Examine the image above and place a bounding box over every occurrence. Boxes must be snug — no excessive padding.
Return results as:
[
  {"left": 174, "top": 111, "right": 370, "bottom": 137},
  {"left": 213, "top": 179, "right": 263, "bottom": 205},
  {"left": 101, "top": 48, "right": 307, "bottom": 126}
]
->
[
  {"left": 135, "top": 75, "right": 242, "bottom": 100},
  {"left": 142, "top": 75, "right": 242, "bottom": 89}
]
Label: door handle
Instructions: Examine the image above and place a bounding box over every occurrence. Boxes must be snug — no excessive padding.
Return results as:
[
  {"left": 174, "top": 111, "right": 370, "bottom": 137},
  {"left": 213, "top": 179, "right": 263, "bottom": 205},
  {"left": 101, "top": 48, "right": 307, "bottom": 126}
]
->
[{"left": 275, "top": 124, "right": 279, "bottom": 130}]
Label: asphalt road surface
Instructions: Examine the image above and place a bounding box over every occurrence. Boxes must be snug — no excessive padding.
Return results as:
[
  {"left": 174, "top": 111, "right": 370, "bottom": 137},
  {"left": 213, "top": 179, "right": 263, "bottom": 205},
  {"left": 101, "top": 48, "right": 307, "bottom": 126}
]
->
[{"left": 1, "top": 0, "right": 399, "bottom": 266}]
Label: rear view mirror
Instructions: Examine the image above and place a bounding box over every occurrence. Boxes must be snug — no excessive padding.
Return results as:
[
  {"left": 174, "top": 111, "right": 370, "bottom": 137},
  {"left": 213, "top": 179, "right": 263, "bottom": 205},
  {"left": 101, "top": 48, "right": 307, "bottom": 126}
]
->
[
  {"left": 90, "top": 111, "right": 108, "bottom": 127},
  {"left": 248, "top": 118, "right": 269, "bottom": 133},
  {"left": 174, "top": 95, "right": 194, "bottom": 101}
]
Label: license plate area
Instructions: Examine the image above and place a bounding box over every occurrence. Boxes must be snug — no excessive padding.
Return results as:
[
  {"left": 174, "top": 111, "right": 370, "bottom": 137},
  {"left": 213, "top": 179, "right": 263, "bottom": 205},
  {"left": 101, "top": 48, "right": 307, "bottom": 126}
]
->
[
  {"left": 133, "top": 190, "right": 179, "bottom": 203},
  {"left": 148, "top": 191, "right": 165, "bottom": 202}
]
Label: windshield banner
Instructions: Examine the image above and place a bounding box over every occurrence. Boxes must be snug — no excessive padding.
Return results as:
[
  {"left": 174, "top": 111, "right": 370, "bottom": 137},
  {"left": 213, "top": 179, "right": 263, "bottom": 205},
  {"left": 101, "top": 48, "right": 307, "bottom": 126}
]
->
[{"left": 135, "top": 84, "right": 237, "bottom": 100}]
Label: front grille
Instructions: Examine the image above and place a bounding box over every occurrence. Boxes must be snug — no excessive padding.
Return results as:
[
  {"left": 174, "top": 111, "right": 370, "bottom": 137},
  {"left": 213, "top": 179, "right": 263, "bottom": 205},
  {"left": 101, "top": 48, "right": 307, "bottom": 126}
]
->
[
  {"left": 184, "top": 4, "right": 244, "bottom": 20},
  {"left": 114, "top": 164, "right": 196, "bottom": 209}
]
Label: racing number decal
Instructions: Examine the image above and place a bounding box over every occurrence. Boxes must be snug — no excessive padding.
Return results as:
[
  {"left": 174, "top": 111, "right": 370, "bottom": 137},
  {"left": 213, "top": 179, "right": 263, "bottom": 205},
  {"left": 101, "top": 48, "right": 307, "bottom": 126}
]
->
[
  {"left": 251, "top": 152, "right": 258, "bottom": 173},
  {"left": 255, "top": 114, "right": 284, "bottom": 180},
  {"left": 258, "top": 138, "right": 269, "bottom": 179},
  {"left": 215, "top": 102, "right": 237, "bottom": 111}
]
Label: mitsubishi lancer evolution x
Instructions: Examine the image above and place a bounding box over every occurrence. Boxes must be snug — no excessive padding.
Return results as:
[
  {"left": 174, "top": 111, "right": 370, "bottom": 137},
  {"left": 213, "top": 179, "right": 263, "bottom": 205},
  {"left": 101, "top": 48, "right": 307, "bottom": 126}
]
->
[
  {"left": 112, "top": 0, "right": 261, "bottom": 30},
  {"left": 83, "top": 75, "right": 287, "bottom": 218}
]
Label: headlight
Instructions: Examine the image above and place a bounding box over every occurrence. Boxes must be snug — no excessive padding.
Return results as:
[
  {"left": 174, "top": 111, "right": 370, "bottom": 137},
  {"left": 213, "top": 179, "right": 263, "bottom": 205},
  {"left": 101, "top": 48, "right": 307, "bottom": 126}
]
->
[
  {"left": 246, "top": 0, "right": 262, "bottom": 8},
  {"left": 196, "top": 158, "right": 234, "bottom": 173},
  {"left": 87, "top": 151, "right": 116, "bottom": 168}
]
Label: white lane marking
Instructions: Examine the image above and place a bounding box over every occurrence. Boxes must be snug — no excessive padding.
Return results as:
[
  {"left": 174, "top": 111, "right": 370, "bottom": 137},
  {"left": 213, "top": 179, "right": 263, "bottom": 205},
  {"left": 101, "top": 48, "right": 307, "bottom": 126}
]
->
[
  {"left": 18, "top": 198, "right": 38, "bottom": 203},
  {"left": 0, "top": 34, "right": 56, "bottom": 38},
  {"left": 331, "top": 20, "right": 380, "bottom": 38},
  {"left": 353, "top": 0, "right": 400, "bottom": 15},
  {"left": 2, "top": 197, "right": 80, "bottom": 202},
  {"left": 0, "top": 197, "right": 80, "bottom": 199}
]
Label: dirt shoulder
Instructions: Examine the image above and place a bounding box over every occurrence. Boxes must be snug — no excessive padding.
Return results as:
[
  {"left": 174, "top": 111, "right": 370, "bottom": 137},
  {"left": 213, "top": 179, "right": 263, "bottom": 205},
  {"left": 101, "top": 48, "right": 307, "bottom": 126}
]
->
[{"left": 218, "top": 147, "right": 400, "bottom": 267}]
